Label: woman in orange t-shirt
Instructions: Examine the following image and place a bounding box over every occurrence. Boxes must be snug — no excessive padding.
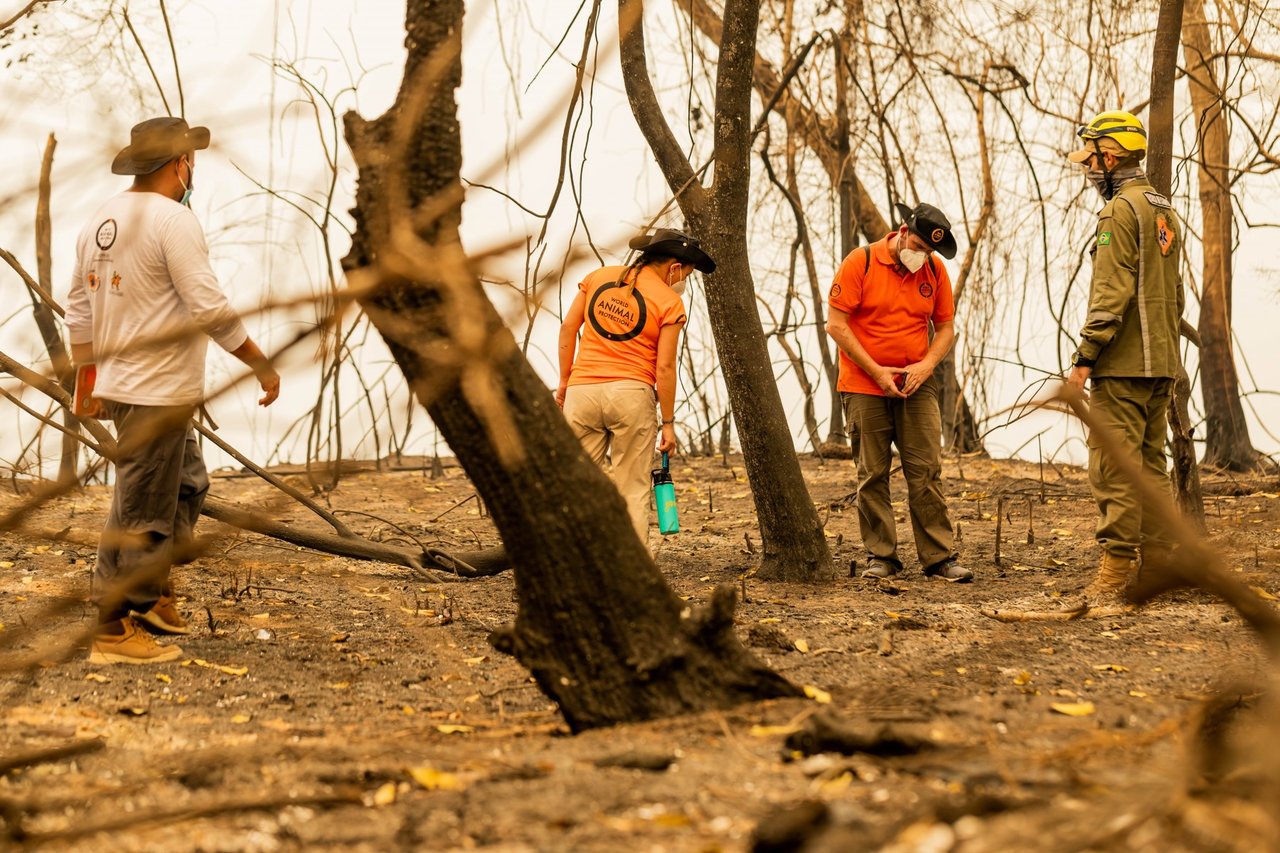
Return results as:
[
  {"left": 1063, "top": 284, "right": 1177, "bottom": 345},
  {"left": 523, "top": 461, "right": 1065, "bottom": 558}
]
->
[{"left": 556, "top": 229, "right": 715, "bottom": 542}]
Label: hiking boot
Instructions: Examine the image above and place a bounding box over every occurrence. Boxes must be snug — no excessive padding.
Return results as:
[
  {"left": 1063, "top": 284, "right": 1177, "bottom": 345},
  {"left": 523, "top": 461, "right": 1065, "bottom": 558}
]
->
[
  {"left": 924, "top": 558, "right": 974, "bottom": 583},
  {"left": 860, "top": 557, "right": 900, "bottom": 580},
  {"left": 1081, "top": 551, "right": 1137, "bottom": 608},
  {"left": 89, "top": 617, "right": 183, "bottom": 665},
  {"left": 131, "top": 594, "right": 189, "bottom": 635}
]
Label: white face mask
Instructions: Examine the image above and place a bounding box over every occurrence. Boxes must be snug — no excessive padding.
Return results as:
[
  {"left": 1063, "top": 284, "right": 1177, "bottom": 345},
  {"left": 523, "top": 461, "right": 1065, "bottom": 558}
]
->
[
  {"left": 668, "top": 266, "right": 687, "bottom": 295},
  {"left": 898, "top": 247, "right": 928, "bottom": 273}
]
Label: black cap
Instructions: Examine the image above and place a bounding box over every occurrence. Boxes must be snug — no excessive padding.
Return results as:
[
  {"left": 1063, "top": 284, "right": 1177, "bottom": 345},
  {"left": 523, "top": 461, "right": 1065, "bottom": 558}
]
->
[
  {"left": 628, "top": 228, "right": 716, "bottom": 274},
  {"left": 112, "top": 117, "right": 211, "bottom": 176},
  {"left": 893, "top": 202, "right": 958, "bottom": 260}
]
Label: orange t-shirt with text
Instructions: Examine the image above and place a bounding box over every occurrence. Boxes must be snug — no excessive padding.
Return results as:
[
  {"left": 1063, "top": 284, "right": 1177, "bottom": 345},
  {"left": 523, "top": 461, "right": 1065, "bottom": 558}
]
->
[
  {"left": 568, "top": 265, "right": 687, "bottom": 387},
  {"left": 828, "top": 234, "right": 955, "bottom": 396}
]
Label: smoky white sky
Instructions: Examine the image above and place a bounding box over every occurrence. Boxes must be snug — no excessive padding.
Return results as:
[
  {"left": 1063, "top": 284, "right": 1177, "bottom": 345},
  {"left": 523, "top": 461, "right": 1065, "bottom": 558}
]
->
[{"left": 1, "top": 0, "right": 1278, "bottom": 478}]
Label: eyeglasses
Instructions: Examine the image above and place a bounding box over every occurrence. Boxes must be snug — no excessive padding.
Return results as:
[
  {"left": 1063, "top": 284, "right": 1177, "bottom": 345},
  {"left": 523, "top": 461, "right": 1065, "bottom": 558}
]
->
[{"left": 1077, "top": 123, "right": 1147, "bottom": 140}]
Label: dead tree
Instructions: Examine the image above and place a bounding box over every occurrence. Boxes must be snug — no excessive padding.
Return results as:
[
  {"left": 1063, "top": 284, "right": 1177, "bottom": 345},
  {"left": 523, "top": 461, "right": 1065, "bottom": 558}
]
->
[
  {"left": 619, "top": 0, "right": 831, "bottom": 581},
  {"left": 341, "top": 0, "right": 802, "bottom": 729},
  {"left": 1147, "top": 0, "right": 1206, "bottom": 525},
  {"left": 1183, "top": 0, "right": 1260, "bottom": 472}
]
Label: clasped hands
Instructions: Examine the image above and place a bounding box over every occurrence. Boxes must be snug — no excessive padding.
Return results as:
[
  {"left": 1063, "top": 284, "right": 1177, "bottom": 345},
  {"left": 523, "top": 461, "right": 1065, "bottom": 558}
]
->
[{"left": 872, "top": 361, "right": 934, "bottom": 398}]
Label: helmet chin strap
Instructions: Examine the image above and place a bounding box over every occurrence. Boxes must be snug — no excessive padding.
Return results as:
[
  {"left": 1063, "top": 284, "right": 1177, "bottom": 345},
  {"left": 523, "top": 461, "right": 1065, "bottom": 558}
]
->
[{"left": 1093, "top": 139, "right": 1117, "bottom": 201}]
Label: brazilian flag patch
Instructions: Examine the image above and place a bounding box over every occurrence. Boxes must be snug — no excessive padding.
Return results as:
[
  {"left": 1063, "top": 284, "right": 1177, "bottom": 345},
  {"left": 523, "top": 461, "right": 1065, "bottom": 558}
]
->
[{"left": 1097, "top": 231, "right": 1112, "bottom": 246}]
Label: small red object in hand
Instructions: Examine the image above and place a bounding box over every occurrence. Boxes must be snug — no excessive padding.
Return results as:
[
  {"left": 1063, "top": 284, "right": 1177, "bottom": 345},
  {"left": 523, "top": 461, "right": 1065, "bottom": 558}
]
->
[
  {"left": 73, "top": 363, "right": 104, "bottom": 418},
  {"left": 894, "top": 372, "right": 906, "bottom": 390}
]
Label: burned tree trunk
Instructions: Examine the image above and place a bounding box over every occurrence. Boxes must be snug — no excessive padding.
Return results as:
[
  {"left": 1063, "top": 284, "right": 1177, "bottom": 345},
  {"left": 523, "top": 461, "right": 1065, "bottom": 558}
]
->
[
  {"left": 341, "top": 0, "right": 801, "bottom": 730},
  {"left": 1184, "top": 0, "right": 1259, "bottom": 472},
  {"left": 1147, "top": 0, "right": 1205, "bottom": 526},
  {"left": 620, "top": 0, "right": 831, "bottom": 581}
]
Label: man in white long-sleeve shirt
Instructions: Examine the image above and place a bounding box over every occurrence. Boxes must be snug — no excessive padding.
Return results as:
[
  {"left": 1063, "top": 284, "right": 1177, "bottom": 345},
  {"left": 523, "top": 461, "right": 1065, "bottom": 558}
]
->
[{"left": 65, "top": 117, "right": 280, "bottom": 664}]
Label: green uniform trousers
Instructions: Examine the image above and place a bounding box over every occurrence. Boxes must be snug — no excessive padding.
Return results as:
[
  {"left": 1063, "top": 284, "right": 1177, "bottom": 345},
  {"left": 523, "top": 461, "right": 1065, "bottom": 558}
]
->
[
  {"left": 1087, "top": 376, "right": 1175, "bottom": 558},
  {"left": 843, "top": 379, "right": 955, "bottom": 569}
]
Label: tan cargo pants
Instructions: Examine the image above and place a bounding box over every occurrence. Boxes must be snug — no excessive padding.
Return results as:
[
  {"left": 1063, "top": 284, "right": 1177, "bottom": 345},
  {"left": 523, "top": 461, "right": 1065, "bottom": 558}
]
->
[
  {"left": 843, "top": 379, "right": 955, "bottom": 569},
  {"left": 563, "top": 379, "right": 658, "bottom": 543},
  {"left": 1087, "top": 376, "right": 1175, "bottom": 558}
]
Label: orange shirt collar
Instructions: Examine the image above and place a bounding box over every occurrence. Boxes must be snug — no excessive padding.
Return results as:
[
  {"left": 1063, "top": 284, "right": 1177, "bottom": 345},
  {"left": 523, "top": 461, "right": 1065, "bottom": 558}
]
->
[{"left": 870, "top": 232, "right": 898, "bottom": 268}]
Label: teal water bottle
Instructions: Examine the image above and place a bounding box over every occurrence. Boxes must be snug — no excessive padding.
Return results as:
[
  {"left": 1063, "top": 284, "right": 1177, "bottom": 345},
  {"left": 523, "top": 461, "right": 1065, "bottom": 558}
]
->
[{"left": 651, "top": 451, "right": 680, "bottom": 535}]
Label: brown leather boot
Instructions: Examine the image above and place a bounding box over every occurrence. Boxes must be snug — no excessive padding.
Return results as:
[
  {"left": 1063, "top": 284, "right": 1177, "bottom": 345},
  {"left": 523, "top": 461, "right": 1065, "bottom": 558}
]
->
[{"left": 1081, "top": 551, "right": 1137, "bottom": 609}]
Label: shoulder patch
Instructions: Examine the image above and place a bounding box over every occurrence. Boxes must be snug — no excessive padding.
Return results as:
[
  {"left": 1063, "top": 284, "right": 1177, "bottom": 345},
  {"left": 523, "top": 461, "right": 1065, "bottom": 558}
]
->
[
  {"left": 1156, "top": 215, "right": 1174, "bottom": 256},
  {"left": 1097, "top": 231, "right": 1112, "bottom": 246},
  {"left": 1144, "top": 191, "right": 1171, "bottom": 209}
]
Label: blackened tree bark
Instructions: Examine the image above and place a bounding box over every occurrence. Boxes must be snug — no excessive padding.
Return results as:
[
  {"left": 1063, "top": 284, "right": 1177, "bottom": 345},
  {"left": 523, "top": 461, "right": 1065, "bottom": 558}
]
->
[
  {"left": 341, "top": 0, "right": 801, "bottom": 730},
  {"left": 1147, "top": 0, "right": 1206, "bottom": 526},
  {"left": 619, "top": 0, "right": 830, "bottom": 581},
  {"left": 1184, "top": 0, "right": 1260, "bottom": 472}
]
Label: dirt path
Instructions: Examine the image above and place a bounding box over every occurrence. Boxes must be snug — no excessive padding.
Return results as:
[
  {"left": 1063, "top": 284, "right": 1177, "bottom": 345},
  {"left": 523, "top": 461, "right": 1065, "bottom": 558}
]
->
[{"left": 1, "top": 455, "right": 1277, "bottom": 850}]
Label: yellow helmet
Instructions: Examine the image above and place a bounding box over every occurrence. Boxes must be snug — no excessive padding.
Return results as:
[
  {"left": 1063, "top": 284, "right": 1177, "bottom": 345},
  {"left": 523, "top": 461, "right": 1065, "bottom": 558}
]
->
[{"left": 1068, "top": 111, "right": 1147, "bottom": 163}]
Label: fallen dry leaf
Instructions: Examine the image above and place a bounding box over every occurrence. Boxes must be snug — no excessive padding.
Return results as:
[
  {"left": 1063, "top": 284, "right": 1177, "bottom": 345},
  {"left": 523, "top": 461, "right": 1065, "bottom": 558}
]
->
[
  {"left": 749, "top": 724, "right": 800, "bottom": 738},
  {"left": 436, "top": 724, "right": 475, "bottom": 734},
  {"left": 408, "top": 766, "right": 465, "bottom": 790},
  {"left": 803, "top": 685, "right": 832, "bottom": 704},
  {"left": 85, "top": 673, "right": 109, "bottom": 683},
  {"left": 1093, "top": 664, "right": 1129, "bottom": 672},
  {"left": 1050, "top": 701, "right": 1096, "bottom": 717},
  {"left": 794, "top": 639, "right": 810, "bottom": 653},
  {"left": 371, "top": 782, "right": 397, "bottom": 806},
  {"left": 1249, "top": 586, "right": 1278, "bottom": 601},
  {"left": 230, "top": 713, "right": 251, "bottom": 724}
]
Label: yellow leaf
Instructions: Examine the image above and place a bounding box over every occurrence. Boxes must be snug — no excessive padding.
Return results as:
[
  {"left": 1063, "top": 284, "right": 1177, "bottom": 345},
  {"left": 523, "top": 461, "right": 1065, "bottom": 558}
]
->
[
  {"left": 955, "top": 667, "right": 968, "bottom": 675},
  {"left": 156, "top": 674, "right": 171, "bottom": 683},
  {"left": 794, "top": 639, "right": 810, "bottom": 653},
  {"left": 231, "top": 713, "right": 251, "bottom": 724},
  {"left": 463, "top": 656, "right": 488, "bottom": 665},
  {"left": 218, "top": 665, "right": 248, "bottom": 677},
  {"left": 1093, "top": 664, "right": 1129, "bottom": 672},
  {"left": 372, "top": 782, "right": 398, "bottom": 806},
  {"left": 749, "top": 724, "right": 799, "bottom": 738},
  {"left": 653, "top": 814, "right": 691, "bottom": 828},
  {"left": 0, "top": 561, "right": 14, "bottom": 568},
  {"left": 758, "top": 617, "right": 781, "bottom": 624},
  {"left": 1013, "top": 671, "right": 1032, "bottom": 685},
  {"left": 803, "top": 685, "right": 832, "bottom": 704},
  {"left": 119, "top": 707, "right": 147, "bottom": 716},
  {"left": 408, "top": 766, "right": 464, "bottom": 790},
  {"left": 1050, "top": 528, "right": 1073, "bottom": 537},
  {"left": 251, "top": 612, "right": 270, "bottom": 620},
  {"left": 1129, "top": 690, "right": 1149, "bottom": 698},
  {"left": 1050, "top": 702, "right": 1096, "bottom": 717},
  {"left": 330, "top": 682, "right": 351, "bottom": 690},
  {"left": 884, "top": 610, "right": 904, "bottom": 619},
  {"left": 85, "top": 673, "right": 110, "bottom": 683},
  {"left": 1250, "top": 586, "right": 1278, "bottom": 601},
  {"left": 817, "top": 771, "right": 853, "bottom": 795},
  {"left": 435, "top": 724, "right": 474, "bottom": 734}
]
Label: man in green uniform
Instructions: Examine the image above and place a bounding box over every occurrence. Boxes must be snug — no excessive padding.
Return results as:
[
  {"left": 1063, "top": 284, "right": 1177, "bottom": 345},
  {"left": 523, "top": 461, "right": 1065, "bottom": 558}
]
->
[{"left": 1065, "top": 111, "right": 1186, "bottom": 610}]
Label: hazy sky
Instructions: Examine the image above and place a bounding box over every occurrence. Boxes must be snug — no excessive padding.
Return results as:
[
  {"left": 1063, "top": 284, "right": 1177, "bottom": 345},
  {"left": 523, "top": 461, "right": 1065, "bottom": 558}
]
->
[{"left": 2, "top": 0, "right": 1278, "bottom": 478}]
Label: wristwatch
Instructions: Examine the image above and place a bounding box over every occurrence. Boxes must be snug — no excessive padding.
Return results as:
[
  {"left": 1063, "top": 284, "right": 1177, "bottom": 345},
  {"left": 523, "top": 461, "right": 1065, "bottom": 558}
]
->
[{"left": 1070, "top": 351, "right": 1096, "bottom": 368}]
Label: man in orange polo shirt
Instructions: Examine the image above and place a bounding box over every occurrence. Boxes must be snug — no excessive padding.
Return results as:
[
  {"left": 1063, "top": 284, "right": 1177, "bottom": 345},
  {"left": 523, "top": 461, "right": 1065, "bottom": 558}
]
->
[{"left": 825, "top": 202, "right": 972, "bottom": 582}]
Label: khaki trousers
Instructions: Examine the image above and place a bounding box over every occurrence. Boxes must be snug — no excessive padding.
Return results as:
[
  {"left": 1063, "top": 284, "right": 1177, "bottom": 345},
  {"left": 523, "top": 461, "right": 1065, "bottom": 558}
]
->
[
  {"left": 1087, "top": 376, "right": 1175, "bottom": 558},
  {"left": 843, "top": 379, "right": 955, "bottom": 569},
  {"left": 563, "top": 379, "right": 658, "bottom": 542}
]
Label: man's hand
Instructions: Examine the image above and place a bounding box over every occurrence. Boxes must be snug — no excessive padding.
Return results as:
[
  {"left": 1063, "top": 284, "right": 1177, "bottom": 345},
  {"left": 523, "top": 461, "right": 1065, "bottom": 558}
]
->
[
  {"left": 871, "top": 365, "right": 907, "bottom": 398},
  {"left": 900, "top": 360, "right": 935, "bottom": 396},
  {"left": 555, "top": 382, "right": 568, "bottom": 409},
  {"left": 1065, "top": 365, "right": 1092, "bottom": 400},
  {"left": 257, "top": 367, "right": 281, "bottom": 407},
  {"left": 657, "top": 422, "right": 677, "bottom": 453}
]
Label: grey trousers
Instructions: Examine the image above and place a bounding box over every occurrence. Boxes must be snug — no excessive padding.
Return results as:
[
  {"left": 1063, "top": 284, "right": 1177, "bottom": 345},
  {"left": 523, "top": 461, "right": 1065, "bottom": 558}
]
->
[
  {"left": 843, "top": 380, "right": 956, "bottom": 569},
  {"left": 95, "top": 401, "right": 208, "bottom": 619}
]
